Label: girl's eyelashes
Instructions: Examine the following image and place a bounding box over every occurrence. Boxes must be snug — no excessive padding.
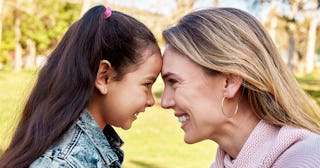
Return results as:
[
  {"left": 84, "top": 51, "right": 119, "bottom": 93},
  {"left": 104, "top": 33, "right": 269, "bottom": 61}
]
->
[
  {"left": 144, "top": 80, "right": 154, "bottom": 88},
  {"left": 145, "top": 82, "right": 153, "bottom": 88}
]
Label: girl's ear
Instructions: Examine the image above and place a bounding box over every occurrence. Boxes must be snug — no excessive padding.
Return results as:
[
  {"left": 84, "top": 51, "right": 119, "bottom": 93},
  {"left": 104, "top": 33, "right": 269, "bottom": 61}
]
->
[
  {"left": 223, "top": 74, "right": 243, "bottom": 98},
  {"left": 95, "top": 60, "right": 112, "bottom": 95}
]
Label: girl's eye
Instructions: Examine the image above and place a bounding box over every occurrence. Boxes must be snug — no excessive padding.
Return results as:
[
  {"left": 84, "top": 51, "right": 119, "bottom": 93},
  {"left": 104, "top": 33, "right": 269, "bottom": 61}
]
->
[{"left": 144, "top": 82, "right": 153, "bottom": 88}]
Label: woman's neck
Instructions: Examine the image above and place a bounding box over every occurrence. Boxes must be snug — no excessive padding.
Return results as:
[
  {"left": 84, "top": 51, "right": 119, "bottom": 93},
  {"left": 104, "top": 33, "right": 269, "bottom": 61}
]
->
[{"left": 214, "top": 105, "right": 260, "bottom": 159}]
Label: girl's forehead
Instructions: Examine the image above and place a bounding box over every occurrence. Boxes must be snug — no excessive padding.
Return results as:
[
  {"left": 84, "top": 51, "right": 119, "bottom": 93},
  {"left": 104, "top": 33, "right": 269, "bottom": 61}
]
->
[{"left": 125, "top": 49, "right": 162, "bottom": 72}]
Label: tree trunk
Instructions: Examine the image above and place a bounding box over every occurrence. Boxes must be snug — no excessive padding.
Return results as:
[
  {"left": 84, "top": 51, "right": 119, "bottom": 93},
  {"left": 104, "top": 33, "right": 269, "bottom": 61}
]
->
[
  {"left": 286, "top": 0, "right": 298, "bottom": 72},
  {"left": 14, "top": 0, "right": 22, "bottom": 71},
  {"left": 24, "top": 39, "right": 36, "bottom": 69},
  {"left": 171, "top": 0, "right": 195, "bottom": 22},
  {"left": 80, "top": 0, "right": 91, "bottom": 16},
  {"left": 268, "top": 1, "right": 280, "bottom": 42},
  {"left": 286, "top": 21, "right": 297, "bottom": 71},
  {"left": 213, "top": 0, "right": 219, "bottom": 7},
  {"left": 269, "top": 15, "right": 277, "bottom": 41},
  {"left": 287, "top": 31, "right": 295, "bottom": 71},
  {"left": 0, "top": 0, "right": 3, "bottom": 49},
  {"left": 304, "top": 11, "right": 317, "bottom": 73}
]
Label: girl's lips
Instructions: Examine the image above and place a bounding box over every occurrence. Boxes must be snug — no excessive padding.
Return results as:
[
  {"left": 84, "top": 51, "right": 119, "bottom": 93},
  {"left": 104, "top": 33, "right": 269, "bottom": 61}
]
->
[
  {"left": 133, "top": 110, "right": 145, "bottom": 120},
  {"left": 133, "top": 112, "right": 140, "bottom": 120}
]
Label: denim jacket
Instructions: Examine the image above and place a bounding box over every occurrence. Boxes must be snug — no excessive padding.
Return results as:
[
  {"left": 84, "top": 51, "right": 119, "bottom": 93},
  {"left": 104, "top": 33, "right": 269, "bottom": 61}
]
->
[{"left": 30, "top": 110, "right": 124, "bottom": 168}]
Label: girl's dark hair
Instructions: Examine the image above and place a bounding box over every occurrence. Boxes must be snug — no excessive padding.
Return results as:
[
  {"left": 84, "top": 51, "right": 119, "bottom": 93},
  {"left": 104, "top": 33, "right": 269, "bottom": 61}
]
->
[{"left": 0, "top": 5, "right": 158, "bottom": 168}]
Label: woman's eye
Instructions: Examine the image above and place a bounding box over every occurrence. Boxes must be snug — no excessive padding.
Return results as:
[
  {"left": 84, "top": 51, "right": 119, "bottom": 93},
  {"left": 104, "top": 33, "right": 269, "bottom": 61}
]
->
[{"left": 167, "top": 78, "right": 178, "bottom": 85}]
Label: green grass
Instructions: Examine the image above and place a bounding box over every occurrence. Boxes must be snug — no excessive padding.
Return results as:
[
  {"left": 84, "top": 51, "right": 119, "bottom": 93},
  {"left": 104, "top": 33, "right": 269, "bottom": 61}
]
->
[
  {"left": 296, "top": 72, "right": 320, "bottom": 105},
  {"left": 0, "top": 70, "right": 38, "bottom": 153},
  {"left": 116, "top": 106, "right": 215, "bottom": 168},
  {"left": 0, "top": 70, "right": 319, "bottom": 167}
]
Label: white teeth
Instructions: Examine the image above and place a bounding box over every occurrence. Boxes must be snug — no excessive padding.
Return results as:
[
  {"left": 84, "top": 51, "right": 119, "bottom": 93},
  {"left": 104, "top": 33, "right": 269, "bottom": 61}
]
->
[
  {"left": 134, "top": 113, "right": 138, "bottom": 117},
  {"left": 178, "top": 116, "right": 189, "bottom": 123}
]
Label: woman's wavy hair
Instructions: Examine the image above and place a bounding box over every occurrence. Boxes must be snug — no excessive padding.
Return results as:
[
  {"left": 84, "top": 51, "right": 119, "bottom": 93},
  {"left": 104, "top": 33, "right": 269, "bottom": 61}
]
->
[
  {"left": 0, "top": 5, "right": 158, "bottom": 168},
  {"left": 163, "top": 8, "right": 320, "bottom": 133}
]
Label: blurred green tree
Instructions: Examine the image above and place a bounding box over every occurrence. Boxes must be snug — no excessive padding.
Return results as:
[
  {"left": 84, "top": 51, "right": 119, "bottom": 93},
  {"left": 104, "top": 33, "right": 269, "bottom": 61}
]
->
[{"left": 1, "top": 0, "right": 80, "bottom": 70}]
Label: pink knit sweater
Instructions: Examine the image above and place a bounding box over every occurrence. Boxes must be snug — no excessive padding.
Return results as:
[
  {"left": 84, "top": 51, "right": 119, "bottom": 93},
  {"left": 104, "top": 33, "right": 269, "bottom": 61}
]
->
[{"left": 211, "top": 120, "right": 320, "bottom": 168}]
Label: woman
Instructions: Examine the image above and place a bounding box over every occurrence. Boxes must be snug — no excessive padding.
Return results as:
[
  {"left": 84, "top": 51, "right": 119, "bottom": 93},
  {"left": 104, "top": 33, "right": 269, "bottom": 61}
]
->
[{"left": 161, "top": 8, "right": 320, "bottom": 167}]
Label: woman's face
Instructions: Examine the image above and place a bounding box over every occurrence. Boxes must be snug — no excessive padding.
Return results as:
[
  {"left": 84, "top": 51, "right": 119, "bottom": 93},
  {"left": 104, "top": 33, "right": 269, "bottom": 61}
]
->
[
  {"left": 161, "top": 46, "right": 227, "bottom": 144},
  {"left": 102, "top": 49, "right": 162, "bottom": 130}
]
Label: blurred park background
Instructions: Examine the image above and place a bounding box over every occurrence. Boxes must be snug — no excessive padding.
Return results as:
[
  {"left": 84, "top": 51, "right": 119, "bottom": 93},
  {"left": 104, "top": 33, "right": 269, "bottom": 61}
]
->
[{"left": 0, "top": 0, "right": 320, "bottom": 167}]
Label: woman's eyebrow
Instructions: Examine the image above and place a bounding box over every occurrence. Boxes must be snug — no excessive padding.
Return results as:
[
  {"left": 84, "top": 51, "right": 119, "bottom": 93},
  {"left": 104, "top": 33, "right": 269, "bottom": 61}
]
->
[{"left": 161, "top": 72, "right": 176, "bottom": 80}]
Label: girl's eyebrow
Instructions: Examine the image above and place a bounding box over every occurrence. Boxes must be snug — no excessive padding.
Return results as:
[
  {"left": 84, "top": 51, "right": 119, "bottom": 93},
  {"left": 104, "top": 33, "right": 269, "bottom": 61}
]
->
[{"left": 145, "top": 76, "right": 157, "bottom": 82}]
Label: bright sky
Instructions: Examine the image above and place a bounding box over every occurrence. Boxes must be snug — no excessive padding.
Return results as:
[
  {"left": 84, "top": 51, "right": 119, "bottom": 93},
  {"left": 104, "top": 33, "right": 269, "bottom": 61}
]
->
[
  {"left": 101, "top": 0, "right": 320, "bottom": 24},
  {"left": 105, "top": 0, "right": 257, "bottom": 16}
]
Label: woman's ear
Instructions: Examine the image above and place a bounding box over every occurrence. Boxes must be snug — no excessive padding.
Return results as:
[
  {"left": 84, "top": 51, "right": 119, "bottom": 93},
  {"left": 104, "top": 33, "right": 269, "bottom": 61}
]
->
[
  {"left": 95, "top": 60, "right": 112, "bottom": 95},
  {"left": 223, "top": 74, "right": 243, "bottom": 98}
]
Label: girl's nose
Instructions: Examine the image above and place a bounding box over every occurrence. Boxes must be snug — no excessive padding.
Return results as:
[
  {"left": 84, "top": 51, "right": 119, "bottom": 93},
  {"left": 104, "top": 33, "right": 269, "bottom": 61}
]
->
[{"left": 146, "top": 93, "right": 155, "bottom": 107}]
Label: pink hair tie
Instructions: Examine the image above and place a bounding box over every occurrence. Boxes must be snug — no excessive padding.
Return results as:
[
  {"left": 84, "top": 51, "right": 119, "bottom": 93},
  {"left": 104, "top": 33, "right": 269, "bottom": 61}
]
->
[{"left": 104, "top": 7, "right": 112, "bottom": 19}]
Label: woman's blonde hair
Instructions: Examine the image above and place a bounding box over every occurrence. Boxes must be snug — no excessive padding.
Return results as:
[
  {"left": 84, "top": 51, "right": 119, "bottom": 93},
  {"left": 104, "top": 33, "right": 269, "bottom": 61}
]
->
[{"left": 163, "top": 8, "right": 320, "bottom": 133}]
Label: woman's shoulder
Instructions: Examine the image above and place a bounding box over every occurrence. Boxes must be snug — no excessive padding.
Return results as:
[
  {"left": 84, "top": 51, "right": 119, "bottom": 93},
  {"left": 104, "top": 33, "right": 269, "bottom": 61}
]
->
[
  {"left": 273, "top": 126, "right": 320, "bottom": 167},
  {"left": 277, "top": 124, "right": 320, "bottom": 143},
  {"left": 277, "top": 124, "right": 320, "bottom": 154}
]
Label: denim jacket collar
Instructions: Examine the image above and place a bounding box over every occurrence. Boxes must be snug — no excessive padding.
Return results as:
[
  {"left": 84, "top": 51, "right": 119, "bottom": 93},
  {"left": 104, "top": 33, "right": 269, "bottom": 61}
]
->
[{"left": 76, "top": 109, "right": 124, "bottom": 166}]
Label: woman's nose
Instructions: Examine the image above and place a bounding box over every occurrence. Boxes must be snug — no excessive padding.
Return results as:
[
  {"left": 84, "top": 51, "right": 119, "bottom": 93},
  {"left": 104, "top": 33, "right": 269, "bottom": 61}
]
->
[{"left": 161, "top": 88, "right": 175, "bottom": 109}]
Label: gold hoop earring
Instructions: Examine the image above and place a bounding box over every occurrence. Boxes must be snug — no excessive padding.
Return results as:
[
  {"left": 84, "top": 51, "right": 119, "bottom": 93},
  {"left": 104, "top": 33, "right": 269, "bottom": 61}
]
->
[{"left": 221, "top": 97, "right": 238, "bottom": 118}]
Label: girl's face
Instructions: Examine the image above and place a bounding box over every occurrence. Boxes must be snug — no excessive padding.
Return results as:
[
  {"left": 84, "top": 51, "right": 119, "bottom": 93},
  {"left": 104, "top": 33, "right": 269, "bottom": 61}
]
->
[
  {"left": 102, "top": 49, "right": 162, "bottom": 130},
  {"left": 161, "top": 46, "right": 227, "bottom": 144}
]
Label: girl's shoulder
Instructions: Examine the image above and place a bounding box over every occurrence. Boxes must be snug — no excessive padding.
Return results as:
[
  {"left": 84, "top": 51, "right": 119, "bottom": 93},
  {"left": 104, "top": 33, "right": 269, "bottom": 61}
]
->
[{"left": 30, "top": 122, "right": 116, "bottom": 168}]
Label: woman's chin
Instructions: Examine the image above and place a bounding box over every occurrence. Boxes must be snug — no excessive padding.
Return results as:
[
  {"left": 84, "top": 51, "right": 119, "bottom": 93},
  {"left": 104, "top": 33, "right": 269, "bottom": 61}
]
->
[{"left": 184, "top": 135, "right": 200, "bottom": 144}]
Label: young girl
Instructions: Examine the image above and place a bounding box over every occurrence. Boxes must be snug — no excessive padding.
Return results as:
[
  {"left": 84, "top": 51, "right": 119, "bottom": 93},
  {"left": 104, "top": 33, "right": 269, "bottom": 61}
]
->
[{"left": 0, "top": 5, "right": 162, "bottom": 168}]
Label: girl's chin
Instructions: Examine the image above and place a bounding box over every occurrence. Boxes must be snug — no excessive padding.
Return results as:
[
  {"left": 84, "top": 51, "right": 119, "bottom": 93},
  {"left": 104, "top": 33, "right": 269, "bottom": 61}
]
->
[{"left": 120, "top": 122, "right": 133, "bottom": 130}]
